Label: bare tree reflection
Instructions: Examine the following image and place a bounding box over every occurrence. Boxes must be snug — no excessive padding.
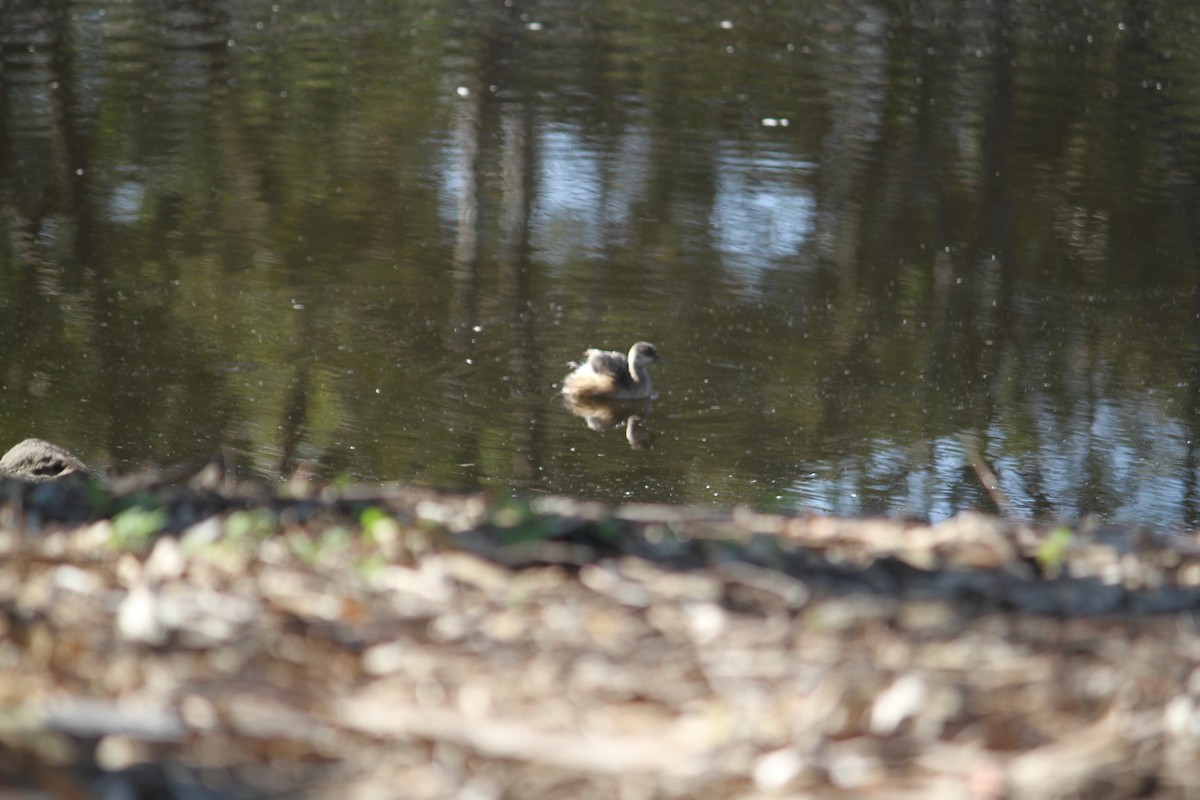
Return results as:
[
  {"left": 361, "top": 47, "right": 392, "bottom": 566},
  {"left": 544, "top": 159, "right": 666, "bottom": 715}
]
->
[
  {"left": 443, "top": 1, "right": 547, "bottom": 488},
  {"left": 451, "top": 85, "right": 483, "bottom": 340}
]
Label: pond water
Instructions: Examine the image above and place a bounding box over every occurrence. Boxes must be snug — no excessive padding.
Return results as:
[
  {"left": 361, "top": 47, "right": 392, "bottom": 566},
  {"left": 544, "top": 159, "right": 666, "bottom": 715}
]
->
[{"left": 4, "top": 0, "right": 1200, "bottom": 527}]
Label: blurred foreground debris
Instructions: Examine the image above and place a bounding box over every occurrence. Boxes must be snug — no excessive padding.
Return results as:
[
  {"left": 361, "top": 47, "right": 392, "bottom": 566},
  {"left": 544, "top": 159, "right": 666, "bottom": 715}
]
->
[{"left": 1, "top": 469, "right": 1199, "bottom": 798}]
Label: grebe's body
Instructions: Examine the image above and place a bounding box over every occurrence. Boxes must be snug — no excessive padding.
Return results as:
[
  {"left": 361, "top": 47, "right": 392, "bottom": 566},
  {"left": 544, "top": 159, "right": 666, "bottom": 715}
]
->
[{"left": 561, "top": 342, "right": 661, "bottom": 400}]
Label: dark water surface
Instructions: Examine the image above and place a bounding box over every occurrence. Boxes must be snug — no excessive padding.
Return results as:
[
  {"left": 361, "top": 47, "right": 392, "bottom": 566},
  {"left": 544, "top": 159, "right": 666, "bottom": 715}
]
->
[{"left": 4, "top": 0, "right": 1200, "bottom": 527}]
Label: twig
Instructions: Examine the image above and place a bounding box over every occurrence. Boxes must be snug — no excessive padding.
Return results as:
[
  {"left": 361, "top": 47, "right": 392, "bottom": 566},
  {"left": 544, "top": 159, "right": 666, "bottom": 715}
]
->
[{"left": 337, "top": 697, "right": 711, "bottom": 779}]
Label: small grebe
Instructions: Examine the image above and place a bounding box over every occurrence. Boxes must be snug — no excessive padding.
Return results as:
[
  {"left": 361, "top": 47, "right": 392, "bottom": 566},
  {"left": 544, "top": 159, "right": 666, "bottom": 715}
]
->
[{"left": 561, "top": 341, "right": 662, "bottom": 400}]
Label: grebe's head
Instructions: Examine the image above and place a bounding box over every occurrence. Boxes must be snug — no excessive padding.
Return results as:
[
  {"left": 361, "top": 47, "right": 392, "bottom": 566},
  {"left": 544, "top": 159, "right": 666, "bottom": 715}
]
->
[{"left": 630, "top": 342, "right": 662, "bottom": 366}]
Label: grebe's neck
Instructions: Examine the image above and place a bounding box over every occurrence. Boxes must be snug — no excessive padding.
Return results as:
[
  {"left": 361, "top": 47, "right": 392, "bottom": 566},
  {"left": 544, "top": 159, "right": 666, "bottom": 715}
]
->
[
  {"left": 627, "top": 345, "right": 648, "bottom": 386},
  {"left": 629, "top": 363, "right": 651, "bottom": 391}
]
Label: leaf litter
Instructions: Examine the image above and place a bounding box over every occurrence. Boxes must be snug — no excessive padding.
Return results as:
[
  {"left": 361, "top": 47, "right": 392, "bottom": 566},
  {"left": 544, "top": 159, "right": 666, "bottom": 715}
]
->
[{"left": 0, "top": 471, "right": 1199, "bottom": 798}]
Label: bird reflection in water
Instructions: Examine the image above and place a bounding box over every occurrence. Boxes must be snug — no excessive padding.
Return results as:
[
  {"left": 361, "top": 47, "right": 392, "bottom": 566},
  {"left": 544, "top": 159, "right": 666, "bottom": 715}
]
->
[{"left": 562, "top": 394, "right": 656, "bottom": 449}]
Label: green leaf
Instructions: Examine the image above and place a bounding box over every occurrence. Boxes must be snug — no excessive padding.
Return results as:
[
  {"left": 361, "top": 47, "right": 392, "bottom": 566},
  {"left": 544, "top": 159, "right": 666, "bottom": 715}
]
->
[
  {"left": 110, "top": 505, "right": 168, "bottom": 550},
  {"left": 225, "top": 509, "right": 277, "bottom": 541},
  {"left": 359, "top": 506, "right": 392, "bottom": 542},
  {"left": 1036, "top": 526, "right": 1074, "bottom": 570}
]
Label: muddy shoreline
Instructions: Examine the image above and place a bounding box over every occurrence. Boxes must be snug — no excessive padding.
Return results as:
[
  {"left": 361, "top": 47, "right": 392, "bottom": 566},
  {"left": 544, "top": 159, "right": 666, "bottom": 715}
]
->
[{"left": 1, "top": 470, "right": 1199, "bottom": 798}]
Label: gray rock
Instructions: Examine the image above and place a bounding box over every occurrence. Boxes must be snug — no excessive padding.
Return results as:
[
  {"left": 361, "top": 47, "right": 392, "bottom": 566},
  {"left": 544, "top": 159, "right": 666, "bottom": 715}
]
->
[{"left": 0, "top": 438, "right": 91, "bottom": 482}]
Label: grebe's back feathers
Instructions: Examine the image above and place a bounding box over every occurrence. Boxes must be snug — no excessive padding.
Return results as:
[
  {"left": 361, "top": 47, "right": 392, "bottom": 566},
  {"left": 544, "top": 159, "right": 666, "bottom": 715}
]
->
[{"left": 585, "top": 348, "right": 637, "bottom": 390}]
